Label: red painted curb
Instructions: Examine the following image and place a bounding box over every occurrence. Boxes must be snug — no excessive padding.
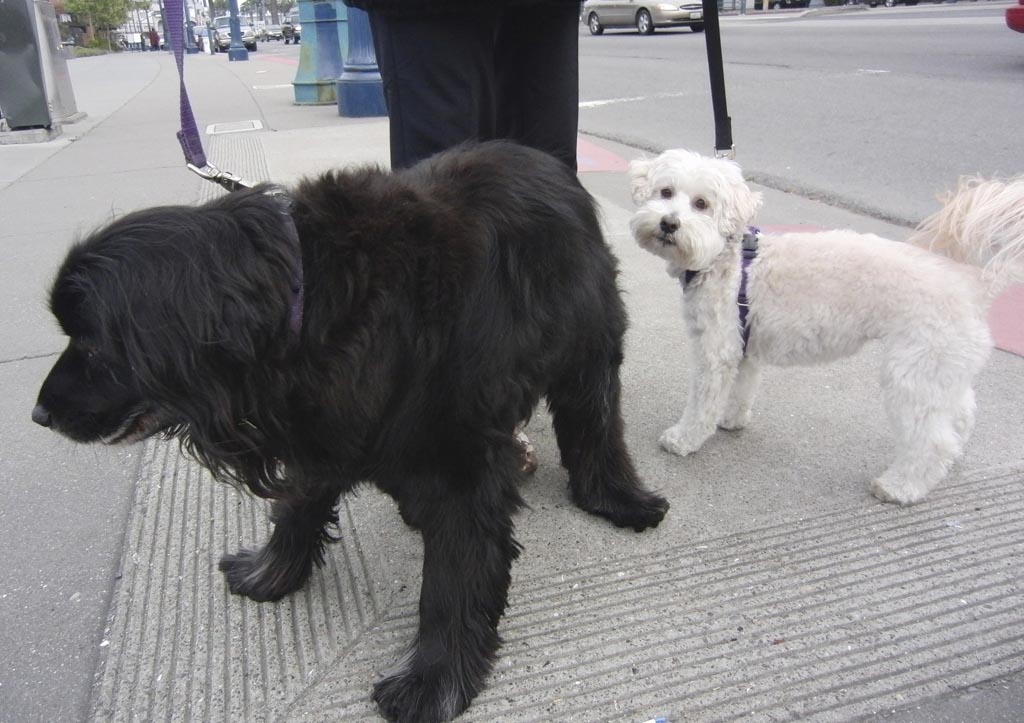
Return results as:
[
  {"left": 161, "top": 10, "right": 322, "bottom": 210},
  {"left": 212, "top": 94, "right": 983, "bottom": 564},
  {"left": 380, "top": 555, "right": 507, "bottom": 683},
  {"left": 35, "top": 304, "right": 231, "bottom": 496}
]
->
[{"left": 577, "top": 137, "right": 629, "bottom": 173}]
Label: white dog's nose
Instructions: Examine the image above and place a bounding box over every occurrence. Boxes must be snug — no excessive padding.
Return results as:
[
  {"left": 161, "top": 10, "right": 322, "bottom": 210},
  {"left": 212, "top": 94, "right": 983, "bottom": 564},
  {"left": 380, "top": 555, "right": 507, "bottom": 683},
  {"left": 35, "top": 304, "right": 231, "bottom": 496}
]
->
[{"left": 660, "top": 216, "right": 679, "bottom": 235}]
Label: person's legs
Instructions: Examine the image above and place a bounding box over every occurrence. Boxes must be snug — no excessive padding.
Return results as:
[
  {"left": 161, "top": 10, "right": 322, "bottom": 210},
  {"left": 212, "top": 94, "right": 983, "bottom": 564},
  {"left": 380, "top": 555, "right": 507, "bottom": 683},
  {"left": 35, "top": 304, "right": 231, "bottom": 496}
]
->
[
  {"left": 369, "top": 10, "right": 499, "bottom": 169},
  {"left": 495, "top": 1, "right": 580, "bottom": 171}
]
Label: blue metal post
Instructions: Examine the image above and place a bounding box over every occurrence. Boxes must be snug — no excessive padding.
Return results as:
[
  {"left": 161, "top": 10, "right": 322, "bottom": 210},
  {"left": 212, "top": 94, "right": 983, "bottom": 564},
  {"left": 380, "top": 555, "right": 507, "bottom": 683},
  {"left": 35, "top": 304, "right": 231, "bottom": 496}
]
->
[
  {"left": 227, "top": 0, "right": 248, "bottom": 61},
  {"left": 336, "top": 7, "right": 386, "bottom": 117},
  {"left": 292, "top": 0, "right": 348, "bottom": 105}
]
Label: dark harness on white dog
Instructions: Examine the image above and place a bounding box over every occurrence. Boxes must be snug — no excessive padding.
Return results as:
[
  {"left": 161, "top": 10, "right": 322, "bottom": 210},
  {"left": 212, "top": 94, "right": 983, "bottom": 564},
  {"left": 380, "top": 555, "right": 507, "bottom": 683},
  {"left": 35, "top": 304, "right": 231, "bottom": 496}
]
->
[{"left": 683, "top": 227, "right": 759, "bottom": 354}]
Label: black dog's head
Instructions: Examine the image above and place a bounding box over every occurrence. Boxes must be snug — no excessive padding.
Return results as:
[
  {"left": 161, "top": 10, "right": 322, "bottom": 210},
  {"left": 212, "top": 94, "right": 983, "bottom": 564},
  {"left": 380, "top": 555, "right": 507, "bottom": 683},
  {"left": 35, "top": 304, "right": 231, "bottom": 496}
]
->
[
  {"left": 32, "top": 188, "right": 303, "bottom": 484},
  {"left": 32, "top": 265, "right": 171, "bottom": 444}
]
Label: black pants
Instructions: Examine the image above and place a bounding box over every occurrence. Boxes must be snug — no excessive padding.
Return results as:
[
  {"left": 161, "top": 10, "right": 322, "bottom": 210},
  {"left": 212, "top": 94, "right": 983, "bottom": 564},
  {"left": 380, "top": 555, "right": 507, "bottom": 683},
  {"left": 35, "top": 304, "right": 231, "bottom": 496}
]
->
[{"left": 368, "top": 2, "right": 580, "bottom": 171}]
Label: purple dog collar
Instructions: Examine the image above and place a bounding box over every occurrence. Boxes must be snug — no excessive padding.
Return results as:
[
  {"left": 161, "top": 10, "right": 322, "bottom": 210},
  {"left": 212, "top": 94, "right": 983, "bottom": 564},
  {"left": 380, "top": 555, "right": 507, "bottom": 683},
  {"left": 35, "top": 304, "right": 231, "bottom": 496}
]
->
[
  {"left": 289, "top": 272, "right": 304, "bottom": 338},
  {"left": 286, "top": 233, "right": 304, "bottom": 338},
  {"left": 267, "top": 189, "right": 304, "bottom": 338}
]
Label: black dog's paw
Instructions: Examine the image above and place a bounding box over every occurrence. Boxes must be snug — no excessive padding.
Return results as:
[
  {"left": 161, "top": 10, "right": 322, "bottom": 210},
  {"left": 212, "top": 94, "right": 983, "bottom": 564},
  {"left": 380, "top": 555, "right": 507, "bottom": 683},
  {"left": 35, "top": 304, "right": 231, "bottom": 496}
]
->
[
  {"left": 582, "top": 489, "right": 670, "bottom": 533},
  {"left": 218, "top": 547, "right": 307, "bottom": 603},
  {"left": 372, "top": 662, "right": 472, "bottom": 723}
]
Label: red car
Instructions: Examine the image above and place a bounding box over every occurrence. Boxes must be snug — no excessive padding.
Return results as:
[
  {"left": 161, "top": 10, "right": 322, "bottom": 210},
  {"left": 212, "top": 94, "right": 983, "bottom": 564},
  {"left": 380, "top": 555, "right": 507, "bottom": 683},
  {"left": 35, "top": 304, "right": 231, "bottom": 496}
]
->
[{"left": 1009, "top": 0, "right": 1024, "bottom": 33}]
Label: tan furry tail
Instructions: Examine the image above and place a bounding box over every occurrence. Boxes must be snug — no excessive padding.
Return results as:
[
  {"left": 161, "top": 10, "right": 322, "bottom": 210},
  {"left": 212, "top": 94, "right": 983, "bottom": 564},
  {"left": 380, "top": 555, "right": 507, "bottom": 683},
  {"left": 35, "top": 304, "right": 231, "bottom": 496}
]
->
[{"left": 909, "top": 175, "right": 1024, "bottom": 295}]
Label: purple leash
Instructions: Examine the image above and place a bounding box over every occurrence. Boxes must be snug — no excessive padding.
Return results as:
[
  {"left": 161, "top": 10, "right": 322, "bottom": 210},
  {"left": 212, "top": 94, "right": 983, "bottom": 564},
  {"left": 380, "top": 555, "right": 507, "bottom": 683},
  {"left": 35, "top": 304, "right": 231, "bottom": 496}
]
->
[
  {"left": 164, "top": 0, "right": 252, "bottom": 192},
  {"left": 161, "top": 1, "right": 304, "bottom": 337}
]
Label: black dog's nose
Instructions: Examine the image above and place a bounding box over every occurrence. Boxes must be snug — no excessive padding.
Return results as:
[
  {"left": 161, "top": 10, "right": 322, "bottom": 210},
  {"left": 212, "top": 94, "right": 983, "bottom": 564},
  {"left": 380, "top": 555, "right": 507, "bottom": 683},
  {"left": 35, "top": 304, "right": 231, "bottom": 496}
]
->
[
  {"left": 32, "top": 404, "right": 52, "bottom": 428},
  {"left": 660, "top": 217, "right": 679, "bottom": 235}
]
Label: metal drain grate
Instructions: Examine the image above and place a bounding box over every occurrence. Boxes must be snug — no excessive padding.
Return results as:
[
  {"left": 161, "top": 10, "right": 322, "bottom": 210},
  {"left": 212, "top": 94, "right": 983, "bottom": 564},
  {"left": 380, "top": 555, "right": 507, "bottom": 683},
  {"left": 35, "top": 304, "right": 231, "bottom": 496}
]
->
[{"left": 205, "top": 120, "right": 264, "bottom": 135}]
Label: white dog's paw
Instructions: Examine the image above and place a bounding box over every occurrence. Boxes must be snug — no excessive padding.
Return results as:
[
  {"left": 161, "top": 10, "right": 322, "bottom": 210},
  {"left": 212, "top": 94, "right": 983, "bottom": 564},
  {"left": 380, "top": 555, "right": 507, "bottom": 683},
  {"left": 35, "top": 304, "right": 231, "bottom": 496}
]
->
[
  {"left": 717, "top": 409, "right": 751, "bottom": 431},
  {"left": 659, "top": 425, "right": 706, "bottom": 456},
  {"left": 870, "top": 475, "right": 929, "bottom": 506}
]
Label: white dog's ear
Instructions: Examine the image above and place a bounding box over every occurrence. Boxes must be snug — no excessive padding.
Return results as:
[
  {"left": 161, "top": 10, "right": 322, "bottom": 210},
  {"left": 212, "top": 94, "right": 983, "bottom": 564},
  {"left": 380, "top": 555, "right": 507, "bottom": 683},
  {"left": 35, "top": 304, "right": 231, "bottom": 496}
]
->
[
  {"left": 628, "top": 158, "right": 654, "bottom": 205},
  {"left": 719, "top": 180, "right": 763, "bottom": 235}
]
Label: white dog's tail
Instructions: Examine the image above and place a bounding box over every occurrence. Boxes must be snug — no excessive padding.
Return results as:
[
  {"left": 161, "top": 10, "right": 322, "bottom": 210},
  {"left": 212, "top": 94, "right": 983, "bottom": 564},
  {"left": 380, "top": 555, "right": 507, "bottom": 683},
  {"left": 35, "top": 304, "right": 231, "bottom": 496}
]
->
[{"left": 909, "top": 175, "right": 1024, "bottom": 295}]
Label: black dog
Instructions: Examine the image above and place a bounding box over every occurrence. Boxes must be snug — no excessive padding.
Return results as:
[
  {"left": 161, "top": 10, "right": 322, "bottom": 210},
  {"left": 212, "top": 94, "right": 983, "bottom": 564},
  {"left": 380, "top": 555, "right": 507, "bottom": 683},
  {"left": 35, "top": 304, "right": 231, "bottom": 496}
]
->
[{"left": 32, "top": 141, "right": 668, "bottom": 722}]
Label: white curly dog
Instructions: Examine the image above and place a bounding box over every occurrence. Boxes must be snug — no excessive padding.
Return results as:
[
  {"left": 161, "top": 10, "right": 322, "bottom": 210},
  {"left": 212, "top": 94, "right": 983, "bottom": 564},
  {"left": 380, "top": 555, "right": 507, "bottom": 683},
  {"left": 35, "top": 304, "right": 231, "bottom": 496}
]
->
[{"left": 629, "top": 149, "right": 1024, "bottom": 505}]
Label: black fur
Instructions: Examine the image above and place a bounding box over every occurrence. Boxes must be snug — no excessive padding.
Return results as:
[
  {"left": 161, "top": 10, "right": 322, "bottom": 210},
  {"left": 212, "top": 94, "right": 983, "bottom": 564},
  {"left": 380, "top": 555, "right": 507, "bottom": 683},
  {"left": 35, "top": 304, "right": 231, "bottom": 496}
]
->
[{"left": 32, "top": 141, "right": 668, "bottom": 722}]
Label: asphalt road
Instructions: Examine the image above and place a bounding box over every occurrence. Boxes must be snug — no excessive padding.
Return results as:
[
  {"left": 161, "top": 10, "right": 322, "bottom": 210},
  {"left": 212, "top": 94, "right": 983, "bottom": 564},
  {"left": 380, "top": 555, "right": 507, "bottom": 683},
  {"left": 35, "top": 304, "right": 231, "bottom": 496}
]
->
[{"left": 577, "top": 1, "right": 1023, "bottom": 226}]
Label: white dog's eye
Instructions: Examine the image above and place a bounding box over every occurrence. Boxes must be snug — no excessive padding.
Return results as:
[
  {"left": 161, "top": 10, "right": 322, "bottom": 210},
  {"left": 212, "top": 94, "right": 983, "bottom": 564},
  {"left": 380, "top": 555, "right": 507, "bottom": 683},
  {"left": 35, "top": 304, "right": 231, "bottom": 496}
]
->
[
  {"left": 693, "top": 197, "right": 709, "bottom": 211},
  {"left": 659, "top": 188, "right": 673, "bottom": 199}
]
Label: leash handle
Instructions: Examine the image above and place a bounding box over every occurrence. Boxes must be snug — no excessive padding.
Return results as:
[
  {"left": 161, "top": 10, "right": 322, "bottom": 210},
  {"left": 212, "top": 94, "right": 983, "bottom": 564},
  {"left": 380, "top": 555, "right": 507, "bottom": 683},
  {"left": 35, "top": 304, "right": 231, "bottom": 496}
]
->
[{"left": 701, "top": 0, "right": 734, "bottom": 159}]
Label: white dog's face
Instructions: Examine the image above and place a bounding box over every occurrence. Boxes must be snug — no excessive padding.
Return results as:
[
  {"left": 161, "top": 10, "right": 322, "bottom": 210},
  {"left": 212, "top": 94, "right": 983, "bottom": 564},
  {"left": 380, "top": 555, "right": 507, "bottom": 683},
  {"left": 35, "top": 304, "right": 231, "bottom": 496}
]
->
[{"left": 629, "top": 149, "right": 762, "bottom": 275}]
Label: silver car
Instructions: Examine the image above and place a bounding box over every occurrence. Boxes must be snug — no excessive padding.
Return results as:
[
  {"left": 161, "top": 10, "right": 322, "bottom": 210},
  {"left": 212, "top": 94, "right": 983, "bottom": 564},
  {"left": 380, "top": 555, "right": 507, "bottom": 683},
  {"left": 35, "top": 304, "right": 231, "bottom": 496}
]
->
[
  {"left": 212, "top": 15, "right": 257, "bottom": 52},
  {"left": 583, "top": 1, "right": 705, "bottom": 35}
]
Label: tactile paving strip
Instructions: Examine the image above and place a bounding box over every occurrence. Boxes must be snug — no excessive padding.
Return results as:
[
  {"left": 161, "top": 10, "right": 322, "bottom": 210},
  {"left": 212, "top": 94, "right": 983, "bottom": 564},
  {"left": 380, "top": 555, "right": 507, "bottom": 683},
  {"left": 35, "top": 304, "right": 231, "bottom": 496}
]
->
[
  {"left": 88, "top": 436, "right": 412, "bottom": 723},
  {"left": 288, "top": 465, "right": 1024, "bottom": 722},
  {"left": 93, "top": 438, "right": 1024, "bottom": 722}
]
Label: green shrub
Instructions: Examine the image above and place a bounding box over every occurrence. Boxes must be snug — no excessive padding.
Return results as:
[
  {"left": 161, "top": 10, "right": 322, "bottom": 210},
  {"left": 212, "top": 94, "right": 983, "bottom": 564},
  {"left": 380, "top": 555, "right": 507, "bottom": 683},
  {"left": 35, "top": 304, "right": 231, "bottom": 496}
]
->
[{"left": 73, "top": 46, "right": 110, "bottom": 57}]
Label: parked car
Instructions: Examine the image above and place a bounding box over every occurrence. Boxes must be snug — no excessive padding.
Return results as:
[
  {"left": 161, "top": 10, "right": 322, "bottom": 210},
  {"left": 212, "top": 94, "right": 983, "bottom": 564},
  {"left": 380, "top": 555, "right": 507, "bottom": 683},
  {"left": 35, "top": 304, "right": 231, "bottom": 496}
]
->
[
  {"left": 212, "top": 15, "right": 257, "bottom": 52},
  {"left": 754, "top": 0, "right": 809, "bottom": 8},
  {"left": 282, "top": 18, "right": 301, "bottom": 44},
  {"left": 1008, "top": 0, "right": 1024, "bottom": 32},
  {"left": 583, "top": 1, "right": 704, "bottom": 35},
  {"left": 265, "top": 23, "right": 284, "bottom": 40}
]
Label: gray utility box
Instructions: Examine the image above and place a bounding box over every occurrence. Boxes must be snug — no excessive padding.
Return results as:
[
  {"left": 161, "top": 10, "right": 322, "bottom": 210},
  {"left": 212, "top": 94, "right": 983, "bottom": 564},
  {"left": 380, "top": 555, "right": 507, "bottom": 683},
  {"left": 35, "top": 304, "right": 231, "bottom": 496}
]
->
[{"left": 0, "top": 0, "right": 81, "bottom": 131}]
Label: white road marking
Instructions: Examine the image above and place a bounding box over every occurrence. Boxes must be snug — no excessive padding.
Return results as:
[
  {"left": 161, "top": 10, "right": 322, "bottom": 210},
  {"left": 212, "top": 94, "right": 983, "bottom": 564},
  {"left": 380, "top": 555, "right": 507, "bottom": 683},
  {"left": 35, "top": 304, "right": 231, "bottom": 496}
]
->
[{"left": 579, "top": 91, "right": 689, "bottom": 109}]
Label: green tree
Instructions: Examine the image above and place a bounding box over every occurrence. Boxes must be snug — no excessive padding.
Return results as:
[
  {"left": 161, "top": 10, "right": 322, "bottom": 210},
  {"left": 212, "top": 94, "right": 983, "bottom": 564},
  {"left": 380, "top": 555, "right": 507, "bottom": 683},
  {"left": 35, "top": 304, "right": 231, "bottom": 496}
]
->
[
  {"left": 65, "top": 0, "right": 131, "bottom": 48},
  {"left": 238, "top": 0, "right": 291, "bottom": 23},
  {"left": 124, "top": 0, "right": 150, "bottom": 34},
  {"left": 267, "top": 0, "right": 285, "bottom": 24}
]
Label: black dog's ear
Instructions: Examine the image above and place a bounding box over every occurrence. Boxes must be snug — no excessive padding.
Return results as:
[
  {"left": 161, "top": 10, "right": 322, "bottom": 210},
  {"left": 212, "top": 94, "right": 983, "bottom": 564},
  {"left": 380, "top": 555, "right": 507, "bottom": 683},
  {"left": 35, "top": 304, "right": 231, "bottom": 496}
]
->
[
  {"left": 58, "top": 189, "right": 301, "bottom": 391},
  {"left": 49, "top": 189, "right": 302, "bottom": 493}
]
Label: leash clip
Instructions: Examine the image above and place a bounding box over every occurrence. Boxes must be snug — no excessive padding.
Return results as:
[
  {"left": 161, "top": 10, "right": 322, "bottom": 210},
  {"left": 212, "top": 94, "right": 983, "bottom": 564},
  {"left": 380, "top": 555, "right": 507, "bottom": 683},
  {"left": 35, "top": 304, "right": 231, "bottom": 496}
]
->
[
  {"left": 714, "top": 145, "right": 736, "bottom": 160},
  {"left": 187, "top": 163, "right": 255, "bottom": 193}
]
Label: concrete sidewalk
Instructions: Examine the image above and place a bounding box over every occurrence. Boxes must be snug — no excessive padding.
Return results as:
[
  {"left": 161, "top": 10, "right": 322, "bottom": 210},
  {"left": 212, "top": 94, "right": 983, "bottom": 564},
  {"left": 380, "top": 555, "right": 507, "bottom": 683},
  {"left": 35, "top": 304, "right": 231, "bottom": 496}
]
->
[{"left": 1, "top": 49, "right": 1023, "bottom": 723}]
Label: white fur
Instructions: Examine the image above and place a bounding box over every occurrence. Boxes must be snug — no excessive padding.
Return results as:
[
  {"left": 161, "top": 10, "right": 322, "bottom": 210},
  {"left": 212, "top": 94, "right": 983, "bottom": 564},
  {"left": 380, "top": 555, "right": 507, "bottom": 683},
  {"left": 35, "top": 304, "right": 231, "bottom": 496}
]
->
[{"left": 630, "top": 149, "right": 1024, "bottom": 505}]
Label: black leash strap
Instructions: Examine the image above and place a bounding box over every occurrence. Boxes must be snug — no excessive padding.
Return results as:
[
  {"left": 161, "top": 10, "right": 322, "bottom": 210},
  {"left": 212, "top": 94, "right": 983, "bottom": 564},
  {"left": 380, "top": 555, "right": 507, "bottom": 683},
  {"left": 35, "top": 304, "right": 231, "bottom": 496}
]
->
[
  {"left": 701, "top": 0, "right": 734, "bottom": 158},
  {"left": 164, "top": 0, "right": 254, "bottom": 192}
]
